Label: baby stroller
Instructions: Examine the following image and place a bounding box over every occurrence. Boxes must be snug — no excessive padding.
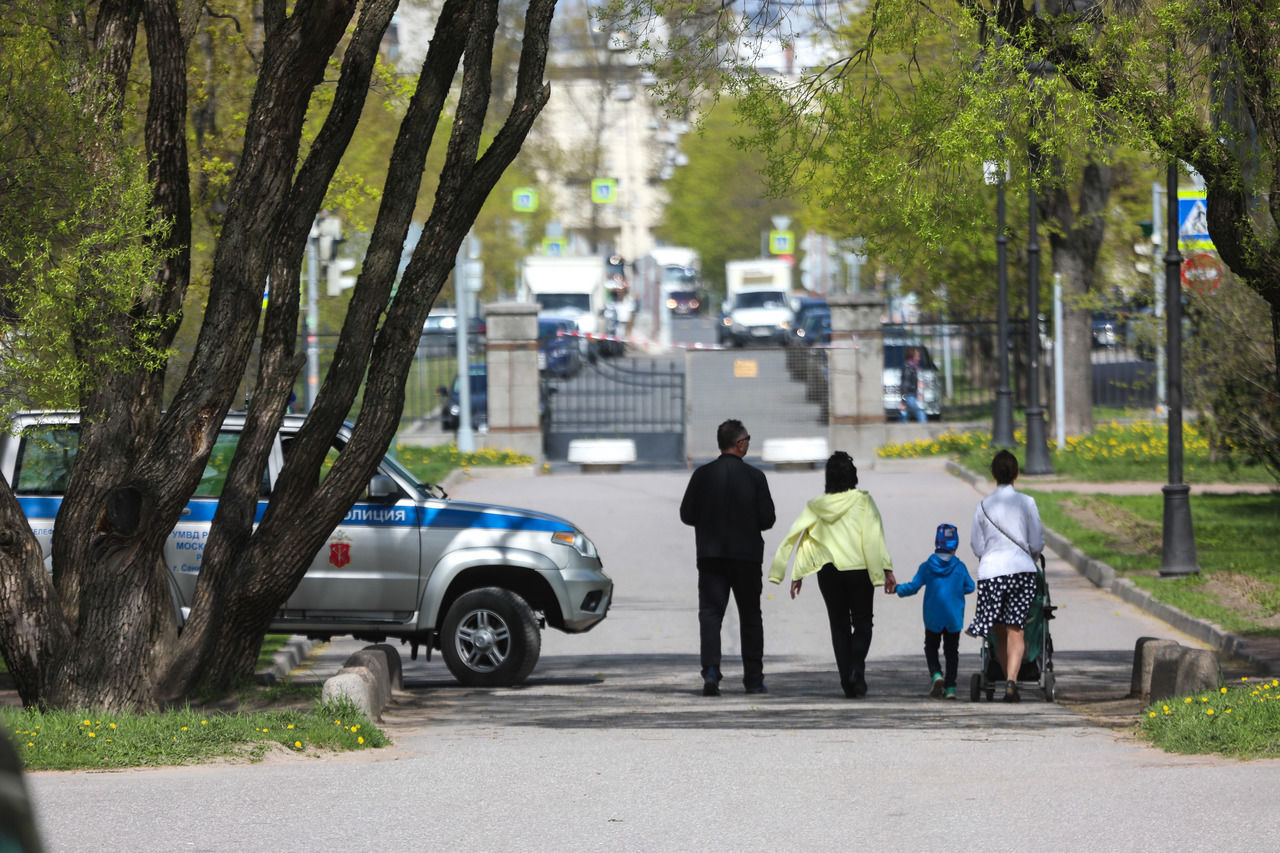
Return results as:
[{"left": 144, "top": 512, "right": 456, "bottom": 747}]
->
[{"left": 969, "top": 557, "right": 1057, "bottom": 701}]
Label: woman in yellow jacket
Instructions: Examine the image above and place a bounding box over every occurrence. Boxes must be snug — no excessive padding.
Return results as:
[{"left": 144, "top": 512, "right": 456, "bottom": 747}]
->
[{"left": 770, "top": 451, "right": 896, "bottom": 698}]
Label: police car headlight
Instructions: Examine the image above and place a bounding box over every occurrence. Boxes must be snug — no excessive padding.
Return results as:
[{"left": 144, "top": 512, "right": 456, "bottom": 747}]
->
[{"left": 552, "top": 530, "right": 598, "bottom": 559}]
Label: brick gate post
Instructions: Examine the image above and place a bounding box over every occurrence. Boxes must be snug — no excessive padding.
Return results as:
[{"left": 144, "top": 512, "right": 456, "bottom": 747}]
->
[
  {"left": 481, "top": 301, "right": 543, "bottom": 463},
  {"left": 827, "top": 294, "right": 888, "bottom": 466}
]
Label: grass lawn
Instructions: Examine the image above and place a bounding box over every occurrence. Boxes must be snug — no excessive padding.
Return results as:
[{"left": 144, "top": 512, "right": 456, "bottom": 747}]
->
[{"left": 390, "top": 442, "right": 534, "bottom": 485}]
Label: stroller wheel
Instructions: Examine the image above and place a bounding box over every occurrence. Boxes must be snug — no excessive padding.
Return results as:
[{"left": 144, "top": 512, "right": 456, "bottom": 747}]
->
[
  {"left": 1043, "top": 670, "right": 1056, "bottom": 702},
  {"left": 969, "top": 673, "right": 982, "bottom": 702}
]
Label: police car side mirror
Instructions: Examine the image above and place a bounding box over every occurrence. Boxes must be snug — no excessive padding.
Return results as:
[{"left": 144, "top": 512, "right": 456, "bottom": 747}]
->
[{"left": 369, "top": 474, "right": 400, "bottom": 499}]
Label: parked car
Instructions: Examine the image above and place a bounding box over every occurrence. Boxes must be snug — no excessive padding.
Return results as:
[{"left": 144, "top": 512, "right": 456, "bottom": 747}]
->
[
  {"left": 422, "top": 310, "right": 485, "bottom": 353},
  {"left": 665, "top": 289, "right": 702, "bottom": 315},
  {"left": 538, "top": 316, "right": 582, "bottom": 377},
  {"left": 1, "top": 410, "right": 612, "bottom": 687},
  {"left": 882, "top": 340, "right": 943, "bottom": 420},
  {"left": 438, "top": 363, "right": 553, "bottom": 433},
  {"left": 788, "top": 297, "right": 828, "bottom": 345},
  {"left": 1091, "top": 312, "right": 1120, "bottom": 348},
  {"left": 793, "top": 307, "right": 831, "bottom": 346}
]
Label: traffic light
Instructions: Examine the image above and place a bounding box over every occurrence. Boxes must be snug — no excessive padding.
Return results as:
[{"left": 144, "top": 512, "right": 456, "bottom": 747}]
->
[{"left": 327, "top": 257, "right": 357, "bottom": 296}]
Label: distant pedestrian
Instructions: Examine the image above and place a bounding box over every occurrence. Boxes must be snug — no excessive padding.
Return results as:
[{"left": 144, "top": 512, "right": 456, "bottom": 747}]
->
[
  {"left": 770, "top": 451, "right": 896, "bottom": 698},
  {"left": 895, "top": 523, "right": 975, "bottom": 699},
  {"left": 680, "top": 419, "right": 775, "bottom": 696},
  {"left": 899, "top": 347, "right": 927, "bottom": 423},
  {"left": 966, "top": 450, "right": 1044, "bottom": 702}
]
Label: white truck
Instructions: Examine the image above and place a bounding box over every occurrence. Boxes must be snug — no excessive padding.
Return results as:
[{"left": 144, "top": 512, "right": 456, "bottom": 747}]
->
[
  {"left": 720, "top": 258, "right": 794, "bottom": 346},
  {"left": 521, "top": 254, "right": 629, "bottom": 356}
]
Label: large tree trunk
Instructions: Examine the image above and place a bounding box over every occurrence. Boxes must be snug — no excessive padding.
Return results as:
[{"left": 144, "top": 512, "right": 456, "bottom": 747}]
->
[
  {"left": 1044, "top": 157, "right": 1113, "bottom": 437},
  {"left": 0, "top": 0, "right": 557, "bottom": 712}
]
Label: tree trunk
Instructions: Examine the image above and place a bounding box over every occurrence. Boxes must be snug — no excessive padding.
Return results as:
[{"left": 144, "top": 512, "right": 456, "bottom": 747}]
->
[{"left": 1045, "top": 157, "right": 1113, "bottom": 436}]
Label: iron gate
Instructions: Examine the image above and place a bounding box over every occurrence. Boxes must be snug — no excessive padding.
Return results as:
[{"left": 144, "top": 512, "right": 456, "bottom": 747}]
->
[{"left": 543, "top": 352, "right": 686, "bottom": 464}]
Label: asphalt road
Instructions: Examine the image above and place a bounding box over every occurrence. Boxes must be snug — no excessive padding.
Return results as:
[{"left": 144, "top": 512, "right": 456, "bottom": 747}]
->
[{"left": 27, "top": 459, "right": 1278, "bottom": 852}]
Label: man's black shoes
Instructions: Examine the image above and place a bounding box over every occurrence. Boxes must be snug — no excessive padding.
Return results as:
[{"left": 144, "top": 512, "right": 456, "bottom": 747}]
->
[
  {"left": 744, "top": 683, "right": 768, "bottom": 695},
  {"left": 702, "top": 680, "right": 721, "bottom": 697}
]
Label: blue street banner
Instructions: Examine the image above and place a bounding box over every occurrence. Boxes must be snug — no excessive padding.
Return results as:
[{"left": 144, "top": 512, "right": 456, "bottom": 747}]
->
[
  {"left": 590, "top": 178, "right": 618, "bottom": 204},
  {"left": 1177, "top": 190, "right": 1213, "bottom": 251}
]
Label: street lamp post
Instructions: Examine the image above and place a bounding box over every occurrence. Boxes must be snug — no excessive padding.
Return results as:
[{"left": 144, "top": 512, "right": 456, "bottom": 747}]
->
[
  {"left": 987, "top": 161, "right": 1016, "bottom": 448},
  {"left": 1159, "top": 153, "right": 1199, "bottom": 575},
  {"left": 1023, "top": 162, "right": 1054, "bottom": 474}
]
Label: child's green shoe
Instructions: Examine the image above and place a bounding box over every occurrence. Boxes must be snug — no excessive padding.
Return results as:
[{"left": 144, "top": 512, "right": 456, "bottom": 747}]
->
[
  {"left": 944, "top": 686, "right": 957, "bottom": 700},
  {"left": 929, "top": 673, "right": 944, "bottom": 698}
]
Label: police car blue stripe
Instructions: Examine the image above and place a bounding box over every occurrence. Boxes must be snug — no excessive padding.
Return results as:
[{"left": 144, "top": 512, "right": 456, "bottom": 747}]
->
[{"left": 18, "top": 496, "right": 573, "bottom": 534}]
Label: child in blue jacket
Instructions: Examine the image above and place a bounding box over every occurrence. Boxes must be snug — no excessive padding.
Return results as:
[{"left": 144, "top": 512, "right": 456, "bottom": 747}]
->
[{"left": 895, "top": 523, "right": 975, "bottom": 699}]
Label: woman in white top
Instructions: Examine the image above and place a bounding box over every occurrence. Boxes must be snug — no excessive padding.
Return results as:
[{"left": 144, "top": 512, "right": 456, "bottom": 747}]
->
[{"left": 965, "top": 449, "right": 1044, "bottom": 702}]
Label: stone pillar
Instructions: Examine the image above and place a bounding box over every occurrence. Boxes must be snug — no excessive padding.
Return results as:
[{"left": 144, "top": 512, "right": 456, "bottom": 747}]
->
[
  {"left": 480, "top": 301, "right": 542, "bottom": 463},
  {"left": 827, "top": 293, "right": 887, "bottom": 466}
]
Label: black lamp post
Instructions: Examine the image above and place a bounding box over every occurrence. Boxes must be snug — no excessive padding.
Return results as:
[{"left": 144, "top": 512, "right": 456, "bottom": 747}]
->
[
  {"left": 991, "top": 162, "right": 1016, "bottom": 448},
  {"left": 1023, "top": 91, "right": 1053, "bottom": 475},
  {"left": 1159, "top": 153, "right": 1199, "bottom": 575}
]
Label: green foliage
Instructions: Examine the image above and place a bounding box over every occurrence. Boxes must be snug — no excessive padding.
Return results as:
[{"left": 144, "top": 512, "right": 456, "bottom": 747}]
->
[
  {"left": 2, "top": 701, "right": 388, "bottom": 771},
  {"left": 655, "top": 102, "right": 798, "bottom": 296},
  {"left": 1142, "top": 679, "right": 1280, "bottom": 759},
  {"left": 1185, "top": 275, "right": 1280, "bottom": 480},
  {"left": 879, "top": 420, "right": 1274, "bottom": 483},
  {"left": 0, "top": 18, "right": 171, "bottom": 415},
  {"left": 391, "top": 442, "right": 535, "bottom": 485}
]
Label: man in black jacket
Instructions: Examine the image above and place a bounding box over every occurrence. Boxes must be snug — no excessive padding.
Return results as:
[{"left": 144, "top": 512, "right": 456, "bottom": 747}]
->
[{"left": 680, "top": 419, "right": 776, "bottom": 696}]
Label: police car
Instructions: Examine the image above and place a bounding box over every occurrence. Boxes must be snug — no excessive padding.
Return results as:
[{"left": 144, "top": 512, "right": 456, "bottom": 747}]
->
[{"left": 1, "top": 411, "right": 613, "bottom": 687}]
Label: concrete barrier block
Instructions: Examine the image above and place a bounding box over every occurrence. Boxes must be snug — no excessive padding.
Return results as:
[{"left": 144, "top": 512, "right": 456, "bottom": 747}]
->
[
  {"left": 1174, "top": 648, "right": 1221, "bottom": 697},
  {"left": 1131, "top": 637, "right": 1180, "bottom": 699},
  {"left": 1148, "top": 644, "right": 1184, "bottom": 703},
  {"left": 567, "top": 438, "right": 636, "bottom": 472},
  {"left": 761, "top": 436, "right": 830, "bottom": 471},
  {"left": 361, "top": 643, "right": 404, "bottom": 690},
  {"left": 321, "top": 669, "right": 380, "bottom": 720},
  {"left": 343, "top": 650, "right": 392, "bottom": 710}
]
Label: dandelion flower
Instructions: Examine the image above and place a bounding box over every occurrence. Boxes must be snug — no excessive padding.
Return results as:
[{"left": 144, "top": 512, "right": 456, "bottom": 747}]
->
[
  {"left": 1206, "top": 709, "right": 1215, "bottom": 715},
  {"left": 1225, "top": 708, "right": 1232, "bottom": 714},
  {"left": 87, "top": 732, "right": 96, "bottom": 738},
  {"left": 1148, "top": 712, "right": 1156, "bottom": 718},
  {"left": 1184, "top": 697, "right": 1193, "bottom": 704},
  {"left": 287, "top": 724, "right": 295, "bottom": 730},
  {"left": 1220, "top": 687, "right": 1228, "bottom": 694},
  {"left": 358, "top": 736, "right": 364, "bottom": 745},
  {"left": 181, "top": 726, "right": 188, "bottom": 731},
  {"left": 82, "top": 719, "right": 90, "bottom": 726},
  {"left": 109, "top": 723, "right": 116, "bottom": 729},
  {"left": 295, "top": 741, "right": 302, "bottom": 749},
  {"left": 201, "top": 720, "right": 208, "bottom": 726}
]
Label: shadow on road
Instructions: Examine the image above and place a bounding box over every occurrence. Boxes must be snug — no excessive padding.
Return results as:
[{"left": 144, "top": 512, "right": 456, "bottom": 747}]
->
[{"left": 385, "top": 648, "right": 1146, "bottom": 734}]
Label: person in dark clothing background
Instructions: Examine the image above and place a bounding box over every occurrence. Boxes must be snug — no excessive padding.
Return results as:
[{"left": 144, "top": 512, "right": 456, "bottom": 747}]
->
[{"left": 680, "top": 419, "right": 776, "bottom": 696}]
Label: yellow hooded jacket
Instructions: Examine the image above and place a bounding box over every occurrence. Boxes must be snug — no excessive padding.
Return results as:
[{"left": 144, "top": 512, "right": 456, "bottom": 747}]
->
[{"left": 769, "top": 489, "right": 894, "bottom": 586}]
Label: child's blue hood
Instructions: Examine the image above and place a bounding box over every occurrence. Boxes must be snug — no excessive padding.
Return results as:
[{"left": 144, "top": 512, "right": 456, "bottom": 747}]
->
[{"left": 924, "top": 553, "right": 960, "bottom": 577}]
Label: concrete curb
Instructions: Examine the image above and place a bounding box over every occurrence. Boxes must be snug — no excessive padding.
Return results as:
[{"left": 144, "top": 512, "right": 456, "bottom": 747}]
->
[
  {"left": 944, "top": 459, "right": 1266, "bottom": 672},
  {"left": 255, "top": 636, "right": 318, "bottom": 685}
]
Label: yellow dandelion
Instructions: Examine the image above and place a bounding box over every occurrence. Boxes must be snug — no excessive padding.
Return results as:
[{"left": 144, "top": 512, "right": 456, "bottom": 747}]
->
[
  {"left": 109, "top": 722, "right": 116, "bottom": 729},
  {"left": 1220, "top": 687, "right": 1228, "bottom": 694},
  {"left": 1148, "top": 712, "right": 1156, "bottom": 718},
  {"left": 1162, "top": 705, "right": 1170, "bottom": 712},
  {"left": 1200, "top": 697, "right": 1208, "bottom": 702},
  {"left": 201, "top": 720, "right": 208, "bottom": 726},
  {"left": 1225, "top": 708, "right": 1232, "bottom": 714},
  {"left": 87, "top": 732, "right": 96, "bottom": 738},
  {"left": 295, "top": 741, "right": 302, "bottom": 749},
  {"left": 287, "top": 724, "right": 295, "bottom": 730},
  {"left": 181, "top": 726, "right": 188, "bottom": 731},
  {"left": 358, "top": 736, "right": 364, "bottom": 745},
  {"left": 82, "top": 719, "right": 91, "bottom": 726},
  {"left": 1206, "top": 709, "right": 1215, "bottom": 715},
  {"left": 1184, "top": 697, "right": 1193, "bottom": 704},
  {"left": 26, "top": 743, "right": 32, "bottom": 748}
]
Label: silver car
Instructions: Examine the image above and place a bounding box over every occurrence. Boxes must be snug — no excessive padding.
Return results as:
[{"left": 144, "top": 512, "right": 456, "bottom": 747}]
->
[
  {"left": 883, "top": 341, "right": 943, "bottom": 420},
  {"left": 1, "top": 411, "right": 613, "bottom": 687}
]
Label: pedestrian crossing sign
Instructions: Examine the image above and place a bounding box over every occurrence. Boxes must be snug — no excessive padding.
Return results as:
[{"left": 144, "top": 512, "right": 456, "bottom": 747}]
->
[
  {"left": 591, "top": 178, "right": 618, "bottom": 204},
  {"left": 769, "top": 229, "right": 795, "bottom": 255},
  {"left": 1177, "top": 190, "right": 1213, "bottom": 251},
  {"left": 542, "top": 237, "right": 568, "bottom": 256},
  {"left": 512, "top": 187, "right": 538, "bottom": 212}
]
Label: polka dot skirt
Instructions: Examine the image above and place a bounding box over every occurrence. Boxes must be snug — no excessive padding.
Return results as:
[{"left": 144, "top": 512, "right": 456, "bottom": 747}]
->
[{"left": 965, "top": 572, "right": 1036, "bottom": 638}]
